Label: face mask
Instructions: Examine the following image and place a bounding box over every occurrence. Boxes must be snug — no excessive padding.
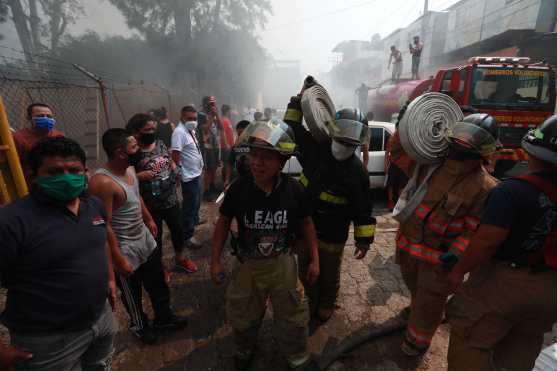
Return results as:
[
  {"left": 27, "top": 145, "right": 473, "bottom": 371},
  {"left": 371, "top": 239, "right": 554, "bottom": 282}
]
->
[
  {"left": 184, "top": 121, "right": 197, "bottom": 131},
  {"left": 32, "top": 116, "right": 56, "bottom": 132},
  {"left": 139, "top": 133, "right": 156, "bottom": 145},
  {"left": 331, "top": 140, "right": 356, "bottom": 161},
  {"left": 38, "top": 173, "right": 86, "bottom": 203},
  {"left": 127, "top": 150, "right": 142, "bottom": 166}
]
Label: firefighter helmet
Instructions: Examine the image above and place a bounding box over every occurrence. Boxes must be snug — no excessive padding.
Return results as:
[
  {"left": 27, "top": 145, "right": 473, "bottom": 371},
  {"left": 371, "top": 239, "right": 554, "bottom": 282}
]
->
[
  {"left": 237, "top": 119, "right": 297, "bottom": 156},
  {"left": 522, "top": 114, "right": 557, "bottom": 165},
  {"left": 447, "top": 113, "right": 502, "bottom": 156},
  {"left": 331, "top": 108, "right": 369, "bottom": 146}
]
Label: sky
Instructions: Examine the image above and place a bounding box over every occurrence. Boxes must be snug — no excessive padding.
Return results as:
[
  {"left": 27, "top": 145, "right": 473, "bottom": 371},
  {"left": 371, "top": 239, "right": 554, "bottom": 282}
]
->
[
  {"left": 259, "top": 0, "right": 460, "bottom": 74},
  {"left": 1, "top": 0, "right": 461, "bottom": 74}
]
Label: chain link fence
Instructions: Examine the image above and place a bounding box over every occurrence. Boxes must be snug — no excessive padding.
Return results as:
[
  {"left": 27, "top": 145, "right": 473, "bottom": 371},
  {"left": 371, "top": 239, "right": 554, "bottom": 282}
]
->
[
  {"left": 0, "top": 77, "right": 195, "bottom": 169},
  {"left": 0, "top": 77, "right": 107, "bottom": 168}
]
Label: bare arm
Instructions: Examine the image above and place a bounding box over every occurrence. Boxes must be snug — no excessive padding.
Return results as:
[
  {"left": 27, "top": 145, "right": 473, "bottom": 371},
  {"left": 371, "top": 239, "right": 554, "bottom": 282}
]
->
[
  {"left": 211, "top": 214, "right": 232, "bottom": 284},
  {"left": 172, "top": 150, "right": 181, "bottom": 166},
  {"left": 89, "top": 175, "right": 133, "bottom": 276},
  {"left": 301, "top": 217, "right": 320, "bottom": 284}
]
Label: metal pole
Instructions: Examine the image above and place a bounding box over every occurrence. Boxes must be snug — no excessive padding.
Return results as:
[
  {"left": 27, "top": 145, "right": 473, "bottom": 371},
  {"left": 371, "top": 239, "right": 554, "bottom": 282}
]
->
[
  {"left": 73, "top": 64, "right": 111, "bottom": 128},
  {"left": 0, "top": 96, "right": 28, "bottom": 198}
]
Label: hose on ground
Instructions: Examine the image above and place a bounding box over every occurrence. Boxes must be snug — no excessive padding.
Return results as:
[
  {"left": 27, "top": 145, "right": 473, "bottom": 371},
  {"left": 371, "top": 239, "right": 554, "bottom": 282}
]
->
[
  {"left": 301, "top": 76, "right": 337, "bottom": 143},
  {"left": 399, "top": 92, "right": 463, "bottom": 164},
  {"left": 318, "top": 320, "right": 407, "bottom": 370}
]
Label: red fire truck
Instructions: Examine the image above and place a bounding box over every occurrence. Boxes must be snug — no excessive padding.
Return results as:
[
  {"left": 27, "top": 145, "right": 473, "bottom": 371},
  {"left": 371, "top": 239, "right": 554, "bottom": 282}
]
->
[{"left": 368, "top": 56, "right": 556, "bottom": 175}]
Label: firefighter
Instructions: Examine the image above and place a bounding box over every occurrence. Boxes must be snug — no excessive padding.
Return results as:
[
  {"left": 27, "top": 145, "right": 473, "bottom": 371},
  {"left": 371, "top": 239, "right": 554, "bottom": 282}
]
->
[
  {"left": 446, "top": 115, "right": 557, "bottom": 371},
  {"left": 210, "top": 119, "right": 320, "bottom": 371},
  {"left": 392, "top": 113, "right": 500, "bottom": 356},
  {"left": 283, "top": 88, "right": 376, "bottom": 322}
]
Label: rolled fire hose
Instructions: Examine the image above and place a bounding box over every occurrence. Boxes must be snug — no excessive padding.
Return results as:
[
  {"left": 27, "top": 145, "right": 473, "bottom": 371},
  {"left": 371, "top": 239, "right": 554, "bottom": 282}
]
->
[
  {"left": 399, "top": 92, "right": 463, "bottom": 164},
  {"left": 301, "top": 76, "right": 337, "bottom": 143}
]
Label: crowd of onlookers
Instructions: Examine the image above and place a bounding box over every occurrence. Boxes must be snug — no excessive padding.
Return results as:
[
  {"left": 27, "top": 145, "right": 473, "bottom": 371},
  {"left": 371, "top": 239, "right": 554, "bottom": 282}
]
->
[{"left": 0, "top": 97, "right": 275, "bottom": 370}]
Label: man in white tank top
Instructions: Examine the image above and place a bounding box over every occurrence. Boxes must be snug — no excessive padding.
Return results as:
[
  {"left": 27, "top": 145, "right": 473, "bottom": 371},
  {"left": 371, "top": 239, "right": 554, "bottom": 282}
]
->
[{"left": 90, "top": 128, "right": 188, "bottom": 345}]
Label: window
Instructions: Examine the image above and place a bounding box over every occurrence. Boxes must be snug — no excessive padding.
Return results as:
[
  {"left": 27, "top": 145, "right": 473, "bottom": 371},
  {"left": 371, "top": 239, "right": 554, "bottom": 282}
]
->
[
  {"left": 441, "top": 71, "right": 453, "bottom": 92},
  {"left": 369, "top": 128, "right": 384, "bottom": 151},
  {"left": 471, "top": 67, "right": 553, "bottom": 108}
]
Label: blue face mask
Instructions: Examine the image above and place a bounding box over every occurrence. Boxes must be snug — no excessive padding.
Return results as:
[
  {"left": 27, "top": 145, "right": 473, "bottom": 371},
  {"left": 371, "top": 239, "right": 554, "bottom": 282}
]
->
[{"left": 32, "top": 116, "right": 56, "bottom": 132}]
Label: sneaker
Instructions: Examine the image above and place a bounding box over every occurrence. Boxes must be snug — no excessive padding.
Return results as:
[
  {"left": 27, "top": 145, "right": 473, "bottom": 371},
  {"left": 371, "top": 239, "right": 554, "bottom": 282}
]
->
[
  {"left": 234, "top": 352, "right": 254, "bottom": 371},
  {"left": 290, "top": 358, "right": 321, "bottom": 371},
  {"left": 130, "top": 325, "right": 158, "bottom": 345},
  {"left": 400, "top": 339, "right": 427, "bottom": 357},
  {"left": 153, "top": 313, "right": 189, "bottom": 330},
  {"left": 175, "top": 258, "right": 198, "bottom": 273},
  {"left": 186, "top": 238, "right": 203, "bottom": 250}
]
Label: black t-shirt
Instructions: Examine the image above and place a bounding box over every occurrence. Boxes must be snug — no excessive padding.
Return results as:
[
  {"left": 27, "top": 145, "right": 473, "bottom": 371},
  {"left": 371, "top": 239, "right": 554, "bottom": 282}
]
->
[
  {"left": 0, "top": 192, "right": 109, "bottom": 333},
  {"left": 227, "top": 145, "right": 251, "bottom": 179},
  {"left": 135, "top": 140, "right": 178, "bottom": 211},
  {"left": 220, "top": 174, "right": 311, "bottom": 259},
  {"left": 481, "top": 172, "right": 557, "bottom": 262}
]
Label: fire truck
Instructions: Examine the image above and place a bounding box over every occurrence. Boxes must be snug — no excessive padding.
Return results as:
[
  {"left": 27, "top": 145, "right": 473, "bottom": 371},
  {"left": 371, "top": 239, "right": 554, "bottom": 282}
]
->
[{"left": 368, "top": 57, "right": 556, "bottom": 175}]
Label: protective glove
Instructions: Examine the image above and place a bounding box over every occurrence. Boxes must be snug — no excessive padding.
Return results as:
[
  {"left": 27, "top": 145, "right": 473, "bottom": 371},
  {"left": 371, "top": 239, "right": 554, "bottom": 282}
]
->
[
  {"left": 439, "top": 251, "right": 459, "bottom": 271},
  {"left": 354, "top": 243, "right": 370, "bottom": 260}
]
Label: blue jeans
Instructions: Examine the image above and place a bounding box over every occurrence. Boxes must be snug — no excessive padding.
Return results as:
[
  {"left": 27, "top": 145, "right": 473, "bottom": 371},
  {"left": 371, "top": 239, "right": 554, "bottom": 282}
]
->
[
  {"left": 11, "top": 302, "right": 118, "bottom": 371},
  {"left": 181, "top": 176, "right": 201, "bottom": 241}
]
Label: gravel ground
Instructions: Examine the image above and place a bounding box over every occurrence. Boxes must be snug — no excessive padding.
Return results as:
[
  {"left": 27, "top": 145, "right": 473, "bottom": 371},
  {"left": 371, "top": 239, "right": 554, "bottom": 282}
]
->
[{"left": 2, "top": 200, "right": 557, "bottom": 371}]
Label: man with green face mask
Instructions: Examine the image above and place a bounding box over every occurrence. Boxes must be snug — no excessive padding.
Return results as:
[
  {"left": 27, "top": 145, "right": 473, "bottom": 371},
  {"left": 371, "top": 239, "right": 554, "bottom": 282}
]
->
[{"left": 0, "top": 137, "right": 119, "bottom": 371}]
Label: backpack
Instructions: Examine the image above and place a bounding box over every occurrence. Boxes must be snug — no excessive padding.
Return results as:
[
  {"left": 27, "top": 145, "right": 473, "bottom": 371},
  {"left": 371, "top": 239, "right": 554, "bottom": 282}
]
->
[{"left": 516, "top": 174, "right": 557, "bottom": 268}]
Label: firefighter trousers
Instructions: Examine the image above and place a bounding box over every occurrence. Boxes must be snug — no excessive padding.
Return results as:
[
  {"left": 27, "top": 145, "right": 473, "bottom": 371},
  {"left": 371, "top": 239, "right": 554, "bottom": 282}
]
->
[
  {"left": 297, "top": 239, "right": 345, "bottom": 315},
  {"left": 397, "top": 250, "right": 451, "bottom": 350},
  {"left": 225, "top": 254, "right": 310, "bottom": 366},
  {"left": 447, "top": 262, "right": 557, "bottom": 371}
]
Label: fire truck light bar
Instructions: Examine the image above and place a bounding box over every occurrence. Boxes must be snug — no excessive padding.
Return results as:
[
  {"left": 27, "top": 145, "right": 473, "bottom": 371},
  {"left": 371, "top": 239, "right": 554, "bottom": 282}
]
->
[{"left": 468, "top": 57, "right": 531, "bottom": 64}]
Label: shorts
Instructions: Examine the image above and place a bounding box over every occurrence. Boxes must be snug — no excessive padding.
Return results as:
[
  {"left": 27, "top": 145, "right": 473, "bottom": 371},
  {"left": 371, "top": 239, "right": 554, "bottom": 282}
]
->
[{"left": 204, "top": 148, "right": 220, "bottom": 171}]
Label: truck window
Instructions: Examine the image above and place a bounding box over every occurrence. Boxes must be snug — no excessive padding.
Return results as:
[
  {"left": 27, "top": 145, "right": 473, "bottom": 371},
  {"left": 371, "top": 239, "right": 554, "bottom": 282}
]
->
[
  {"left": 459, "top": 70, "right": 466, "bottom": 95},
  {"left": 369, "top": 128, "right": 383, "bottom": 151},
  {"left": 471, "top": 67, "right": 554, "bottom": 109},
  {"left": 441, "top": 72, "right": 453, "bottom": 92}
]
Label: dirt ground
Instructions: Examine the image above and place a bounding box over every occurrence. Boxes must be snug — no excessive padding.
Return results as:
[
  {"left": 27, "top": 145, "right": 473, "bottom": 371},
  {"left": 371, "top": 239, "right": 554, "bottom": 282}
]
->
[{"left": 2, "top": 199, "right": 557, "bottom": 371}]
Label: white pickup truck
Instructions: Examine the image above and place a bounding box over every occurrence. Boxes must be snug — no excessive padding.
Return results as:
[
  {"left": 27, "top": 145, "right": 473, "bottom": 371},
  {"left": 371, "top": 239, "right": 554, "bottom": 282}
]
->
[{"left": 282, "top": 121, "right": 395, "bottom": 189}]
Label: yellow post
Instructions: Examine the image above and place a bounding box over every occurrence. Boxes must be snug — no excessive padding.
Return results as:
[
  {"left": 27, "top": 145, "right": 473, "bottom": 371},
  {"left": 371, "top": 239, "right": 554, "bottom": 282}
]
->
[{"left": 0, "top": 96, "right": 28, "bottom": 199}]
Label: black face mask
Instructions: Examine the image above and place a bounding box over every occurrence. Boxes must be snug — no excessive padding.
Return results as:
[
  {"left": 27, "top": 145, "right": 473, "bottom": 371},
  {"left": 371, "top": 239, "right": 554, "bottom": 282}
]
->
[
  {"left": 139, "top": 133, "right": 156, "bottom": 145},
  {"left": 127, "top": 151, "right": 143, "bottom": 166}
]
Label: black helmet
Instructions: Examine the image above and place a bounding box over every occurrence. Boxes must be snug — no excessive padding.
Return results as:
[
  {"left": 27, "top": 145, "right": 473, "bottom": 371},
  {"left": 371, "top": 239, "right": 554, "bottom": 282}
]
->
[
  {"left": 522, "top": 114, "right": 557, "bottom": 165},
  {"left": 335, "top": 108, "right": 367, "bottom": 126},
  {"left": 447, "top": 113, "right": 502, "bottom": 156},
  {"left": 333, "top": 108, "right": 369, "bottom": 146}
]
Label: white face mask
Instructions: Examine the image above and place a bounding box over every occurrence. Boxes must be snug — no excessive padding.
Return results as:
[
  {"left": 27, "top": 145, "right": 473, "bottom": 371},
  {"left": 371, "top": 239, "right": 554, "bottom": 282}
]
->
[
  {"left": 184, "top": 121, "right": 197, "bottom": 131},
  {"left": 331, "top": 140, "right": 356, "bottom": 161}
]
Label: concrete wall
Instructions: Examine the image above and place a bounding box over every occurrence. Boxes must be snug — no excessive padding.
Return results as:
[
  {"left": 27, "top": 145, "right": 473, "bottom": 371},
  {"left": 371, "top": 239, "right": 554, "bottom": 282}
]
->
[{"left": 445, "top": 0, "right": 542, "bottom": 53}]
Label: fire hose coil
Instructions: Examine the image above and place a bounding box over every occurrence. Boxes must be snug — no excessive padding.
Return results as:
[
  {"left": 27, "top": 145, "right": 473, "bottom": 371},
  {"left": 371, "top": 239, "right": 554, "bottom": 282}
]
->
[
  {"left": 301, "top": 82, "right": 337, "bottom": 143},
  {"left": 399, "top": 92, "right": 463, "bottom": 164}
]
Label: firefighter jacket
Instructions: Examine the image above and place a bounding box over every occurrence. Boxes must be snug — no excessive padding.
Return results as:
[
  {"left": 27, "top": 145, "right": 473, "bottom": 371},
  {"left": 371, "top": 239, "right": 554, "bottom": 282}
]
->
[
  {"left": 391, "top": 131, "right": 498, "bottom": 264},
  {"left": 283, "top": 97, "right": 376, "bottom": 247}
]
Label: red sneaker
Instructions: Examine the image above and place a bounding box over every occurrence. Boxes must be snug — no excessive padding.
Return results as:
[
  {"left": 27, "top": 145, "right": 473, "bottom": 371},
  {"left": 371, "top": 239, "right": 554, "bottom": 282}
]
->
[{"left": 175, "top": 258, "right": 198, "bottom": 273}]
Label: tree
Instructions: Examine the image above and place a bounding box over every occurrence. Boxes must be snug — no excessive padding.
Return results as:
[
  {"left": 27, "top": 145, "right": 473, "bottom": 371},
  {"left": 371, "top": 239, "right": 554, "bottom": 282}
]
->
[
  {"left": 0, "top": 0, "right": 82, "bottom": 58},
  {"left": 109, "top": 0, "right": 271, "bottom": 45}
]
